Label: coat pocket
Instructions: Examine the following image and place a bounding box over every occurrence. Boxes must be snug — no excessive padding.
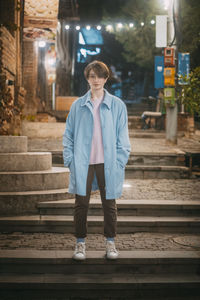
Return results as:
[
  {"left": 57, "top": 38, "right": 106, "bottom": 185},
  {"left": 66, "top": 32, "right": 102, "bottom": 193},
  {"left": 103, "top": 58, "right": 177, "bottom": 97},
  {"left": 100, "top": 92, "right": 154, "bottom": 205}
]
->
[
  {"left": 115, "top": 161, "right": 125, "bottom": 194},
  {"left": 69, "top": 158, "right": 76, "bottom": 190}
]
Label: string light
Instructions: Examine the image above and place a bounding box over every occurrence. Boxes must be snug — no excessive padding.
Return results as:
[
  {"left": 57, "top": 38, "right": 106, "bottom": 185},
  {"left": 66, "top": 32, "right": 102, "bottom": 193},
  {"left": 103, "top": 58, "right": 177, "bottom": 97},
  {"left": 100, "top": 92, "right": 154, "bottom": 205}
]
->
[
  {"left": 117, "top": 23, "right": 123, "bottom": 29},
  {"left": 163, "top": 0, "right": 171, "bottom": 10},
  {"left": 106, "top": 24, "right": 113, "bottom": 31},
  {"left": 63, "top": 22, "right": 153, "bottom": 32}
]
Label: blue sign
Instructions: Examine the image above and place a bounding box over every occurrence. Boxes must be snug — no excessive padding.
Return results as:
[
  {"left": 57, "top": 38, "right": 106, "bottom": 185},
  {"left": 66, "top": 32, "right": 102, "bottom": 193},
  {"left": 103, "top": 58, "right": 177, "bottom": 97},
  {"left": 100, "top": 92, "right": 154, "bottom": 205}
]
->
[
  {"left": 154, "top": 56, "right": 164, "bottom": 89},
  {"left": 178, "top": 53, "right": 190, "bottom": 85}
]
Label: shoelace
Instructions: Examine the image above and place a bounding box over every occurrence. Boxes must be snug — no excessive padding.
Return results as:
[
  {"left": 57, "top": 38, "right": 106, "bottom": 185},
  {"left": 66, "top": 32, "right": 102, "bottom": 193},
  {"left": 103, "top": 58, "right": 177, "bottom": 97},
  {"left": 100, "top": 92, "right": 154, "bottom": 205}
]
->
[
  {"left": 76, "top": 243, "right": 85, "bottom": 254},
  {"left": 107, "top": 242, "right": 117, "bottom": 253}
]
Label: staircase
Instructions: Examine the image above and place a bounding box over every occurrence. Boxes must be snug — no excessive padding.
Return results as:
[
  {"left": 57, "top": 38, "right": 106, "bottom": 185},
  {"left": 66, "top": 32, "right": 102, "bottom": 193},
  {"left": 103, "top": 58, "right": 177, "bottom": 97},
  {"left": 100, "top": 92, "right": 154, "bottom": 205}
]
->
[
  {"left": 0, "top": 136, "right": 199, "bottom": 299},
  {"left": 0, "top": 136, "right": 71, "bottom": 216},
  {"left": 0, "top": 197, "right": 199, "bottom": 234},
  {"left": 52, "top": 144, "right": 190, "bottom": 180},
  {"left": 0, "top": 196, "right": 200, "bottom": 299},
  {"left": 0, "top": 249, "right": 200, "bottom": 300}
]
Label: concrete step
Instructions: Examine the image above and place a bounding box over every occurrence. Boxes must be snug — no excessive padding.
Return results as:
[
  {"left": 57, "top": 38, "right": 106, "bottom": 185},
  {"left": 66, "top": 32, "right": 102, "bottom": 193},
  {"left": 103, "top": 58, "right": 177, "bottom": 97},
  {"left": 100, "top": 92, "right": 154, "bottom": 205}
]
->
[
  {"left": 128, "top": 116, "right": 143, "bottom": 130},
  {"left": 0, "top": 189, "right": 73, "bottom": 216},
  {"left": 128, "top": 130, "right": 185, "bottom": 139},
  {"left": 52, "top": 151, "right": 186, "bottom": 167},
  {"left": 0, "top": 250, "right": 199, "bottom": 275},
  {"left": 128, "top": 152, "right": 186, "bottom": 166},
  {"left": 37, "top": 199, "right": 200, "bottom": 217},
  {"left": 125, "top": 165, "right": 190, "bottom": 179},
  {"left": 0, "top": 215, "right": 199, "bottom": 233},
  {"left": 0, "top": 152, "right": 52, "bottom": 172},
  {"left": 0, "top": 167, "right": 69, "bottom": 192},
  {"left": 0, "top": 136, "right": 27, "bottom": 153},
  {"left": 0, "top": 272, "right": 200, "bottom": 300}
]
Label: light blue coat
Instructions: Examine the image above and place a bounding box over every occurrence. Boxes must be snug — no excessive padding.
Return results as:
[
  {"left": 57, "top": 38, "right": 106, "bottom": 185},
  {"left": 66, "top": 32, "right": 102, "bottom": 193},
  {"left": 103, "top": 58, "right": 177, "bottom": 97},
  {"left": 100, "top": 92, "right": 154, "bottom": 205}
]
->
[{"left": 63, "top": 89, "right": 131, "bottom": 199}]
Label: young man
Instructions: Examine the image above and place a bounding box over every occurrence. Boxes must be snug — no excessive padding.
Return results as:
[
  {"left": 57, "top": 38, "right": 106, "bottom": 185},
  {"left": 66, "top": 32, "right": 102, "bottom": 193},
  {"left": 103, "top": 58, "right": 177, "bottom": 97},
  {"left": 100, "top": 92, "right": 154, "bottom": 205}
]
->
[{"left": 63, "top": 61, "right": 130, "bottom": 260}]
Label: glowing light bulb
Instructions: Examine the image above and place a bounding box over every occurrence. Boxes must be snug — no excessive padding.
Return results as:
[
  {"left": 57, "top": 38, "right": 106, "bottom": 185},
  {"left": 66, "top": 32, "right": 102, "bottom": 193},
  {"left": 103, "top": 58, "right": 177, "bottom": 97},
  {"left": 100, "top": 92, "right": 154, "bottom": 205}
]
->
[
  {"left": 117, "top": 23, "right": 123, "bottom": 29},
  {"left": 38, "top": 41, "right": 46, "bottom": 48},
  {"left": 106, "top": 25, "right": 113, "bottom": 31}
]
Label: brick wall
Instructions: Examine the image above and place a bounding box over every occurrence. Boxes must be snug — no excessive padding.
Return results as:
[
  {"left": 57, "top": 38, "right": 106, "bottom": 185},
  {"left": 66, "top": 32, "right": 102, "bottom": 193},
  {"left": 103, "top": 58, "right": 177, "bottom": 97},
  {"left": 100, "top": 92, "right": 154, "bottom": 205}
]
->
[
  {"left": 23, "top": 41, "right": 38, "bottom": 115},
  {"left": 0, "top": 27, "right": 16, "bottom": 99}
]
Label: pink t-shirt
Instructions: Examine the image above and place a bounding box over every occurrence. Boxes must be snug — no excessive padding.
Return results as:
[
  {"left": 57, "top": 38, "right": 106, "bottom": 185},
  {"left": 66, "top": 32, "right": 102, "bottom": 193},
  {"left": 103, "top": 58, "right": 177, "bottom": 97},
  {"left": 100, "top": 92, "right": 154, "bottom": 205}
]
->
[{"left": 89, "top": 96, "right": 104, "bottom": 164}]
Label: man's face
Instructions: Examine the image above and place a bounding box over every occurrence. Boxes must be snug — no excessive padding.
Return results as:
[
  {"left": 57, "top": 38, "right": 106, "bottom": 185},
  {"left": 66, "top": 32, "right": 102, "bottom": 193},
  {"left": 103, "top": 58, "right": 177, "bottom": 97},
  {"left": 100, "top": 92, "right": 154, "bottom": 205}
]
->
[{"left": 87, "top": 70, "right": 107, "bottom": 92}]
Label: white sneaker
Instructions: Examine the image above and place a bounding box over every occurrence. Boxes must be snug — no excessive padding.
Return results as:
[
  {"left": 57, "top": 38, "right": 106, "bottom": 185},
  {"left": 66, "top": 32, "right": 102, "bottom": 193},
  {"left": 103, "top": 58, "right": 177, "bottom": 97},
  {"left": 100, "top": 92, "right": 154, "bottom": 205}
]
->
[
  {"left": 106, "top": 241, "right": 119, "bottom": 260},
  {"left": 73, "top": 242, "right": 86, "bottom": 260}
]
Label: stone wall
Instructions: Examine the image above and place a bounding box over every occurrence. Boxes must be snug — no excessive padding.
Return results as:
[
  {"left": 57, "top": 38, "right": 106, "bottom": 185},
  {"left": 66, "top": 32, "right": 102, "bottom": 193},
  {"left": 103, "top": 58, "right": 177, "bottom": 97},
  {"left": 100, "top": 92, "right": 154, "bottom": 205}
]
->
[
  {"left": 0, "top": 27, "right": 16, "bottom": 99},
  {"left": 23, "top": 41, "right": 38, "bottom": 115},
  {"left": 0, "top": 23, "right": 25, "bottom": 135}
]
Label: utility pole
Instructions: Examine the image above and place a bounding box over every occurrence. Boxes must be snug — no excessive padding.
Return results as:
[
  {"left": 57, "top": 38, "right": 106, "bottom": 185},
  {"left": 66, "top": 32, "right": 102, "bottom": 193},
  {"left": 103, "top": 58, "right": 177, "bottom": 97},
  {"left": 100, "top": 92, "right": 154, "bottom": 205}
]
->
[{"left": 166, "top": 0, "right": 179, "bottom": 145}]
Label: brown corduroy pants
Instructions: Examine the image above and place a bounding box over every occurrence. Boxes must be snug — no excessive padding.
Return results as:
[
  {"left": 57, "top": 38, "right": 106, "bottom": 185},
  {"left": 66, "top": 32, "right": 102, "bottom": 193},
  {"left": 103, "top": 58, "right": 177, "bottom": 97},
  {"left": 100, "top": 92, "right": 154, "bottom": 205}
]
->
[{"left": 74, "top": 163, "right": 117, "bottom": 238}]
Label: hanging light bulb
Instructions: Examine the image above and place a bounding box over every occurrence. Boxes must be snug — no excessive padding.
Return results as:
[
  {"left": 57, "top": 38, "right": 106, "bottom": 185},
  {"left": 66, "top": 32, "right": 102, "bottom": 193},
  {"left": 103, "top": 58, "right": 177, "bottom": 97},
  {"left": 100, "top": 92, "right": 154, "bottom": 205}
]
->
[
  {"left": 106, "top": 24, "right": 113, "bottom": 31},
  {"left": 117, "top": 23, "right": 123, "bottom": 29},
  {"left": 151, "top": 19, "right": 155, "bottom": 25},
  {"left": 129, "top": 23, "right": 134, "bottom": 28},
  {"left": 86, "top": 25, "right": 91, "bottom": 30},
  {"left": 38, "top": 41, "right": 46, "bottom": 48},
  {"left": 141, "top": 22, "right": 144, "bottom": 26},
  {"left": 65, "top": 25, "right": 70, "bottom": 30},
  {"left": 96, "top": 25, "right": 102, "bottom": 30},
  {"left": 76, "top": 25, "right": 80, "bottom": 30}
]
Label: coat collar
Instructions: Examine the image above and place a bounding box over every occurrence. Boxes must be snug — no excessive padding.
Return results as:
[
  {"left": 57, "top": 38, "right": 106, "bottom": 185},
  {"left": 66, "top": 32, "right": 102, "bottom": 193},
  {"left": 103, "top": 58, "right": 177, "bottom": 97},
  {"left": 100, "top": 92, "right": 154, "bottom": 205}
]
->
[{"left": 80, "top": 89, "right": 112, "bottom": 110}]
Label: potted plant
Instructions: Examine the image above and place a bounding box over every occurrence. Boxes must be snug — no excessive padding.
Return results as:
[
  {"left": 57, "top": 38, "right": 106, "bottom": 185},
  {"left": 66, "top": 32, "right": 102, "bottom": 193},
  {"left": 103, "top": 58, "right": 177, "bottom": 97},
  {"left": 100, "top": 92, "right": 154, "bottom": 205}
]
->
[{"left": 178, "top": 66, "right": 200, "bottom": 133}]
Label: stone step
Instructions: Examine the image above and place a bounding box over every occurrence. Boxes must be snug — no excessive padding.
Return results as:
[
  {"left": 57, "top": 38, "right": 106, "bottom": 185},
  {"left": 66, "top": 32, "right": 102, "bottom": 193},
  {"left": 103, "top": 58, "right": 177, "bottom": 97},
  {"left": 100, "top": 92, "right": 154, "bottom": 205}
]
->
[
  {"left": 52, "top": 151, "right": 186, "bottom": 167},
  {"left": 0, "top": 272, "right": 200, "bottom": 300},
  {"left": 128, "top": 116, "right": 143, "bottom": 130},
  {"left": 128, "top": 130, "right": 185, "bottom": 139},
  {"left": 0, "top": 167, "right": 69, "bottom": 192},
  {"left": 0, "top": 136, "right": 27, "bottom": 153},
  {"left": 0, "top": 189, "right": 73, "bottom": 216},
  {"left": 0, "top": 250, "right": 199, "bottom": 275},
  {"left": 0, "top": 215, "right": 199, "bottom": 233},
  {"left": 0, "top": 152, "right": 52, "bottom": 172},
  {"left": 128, "top": 152, "right": 186, "bottom": 166},
  {"left": 38, "top": 199, "right": 200, "bottom": 217},
  {"left": 125, "top": 165, "right": 190, "bottom": 179}
]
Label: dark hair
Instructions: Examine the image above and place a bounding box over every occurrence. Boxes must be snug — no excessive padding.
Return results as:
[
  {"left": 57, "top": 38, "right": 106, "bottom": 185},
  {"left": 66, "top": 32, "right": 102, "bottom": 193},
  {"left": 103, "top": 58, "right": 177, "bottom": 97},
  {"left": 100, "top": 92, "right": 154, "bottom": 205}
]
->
[{"left": 84, "top": 60, "right": 110, "bottom": 79}]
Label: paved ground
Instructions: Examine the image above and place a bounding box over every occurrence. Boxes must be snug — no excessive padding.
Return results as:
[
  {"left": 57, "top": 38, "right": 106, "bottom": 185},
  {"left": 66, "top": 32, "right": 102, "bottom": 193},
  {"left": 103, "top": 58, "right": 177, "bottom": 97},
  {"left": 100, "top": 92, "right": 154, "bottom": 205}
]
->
[
  {"left": 0, "top": 232, "right": 200, "bottom": 252},
  {"left": 106, "top": 178, "right": 200, "bottom": 200}
]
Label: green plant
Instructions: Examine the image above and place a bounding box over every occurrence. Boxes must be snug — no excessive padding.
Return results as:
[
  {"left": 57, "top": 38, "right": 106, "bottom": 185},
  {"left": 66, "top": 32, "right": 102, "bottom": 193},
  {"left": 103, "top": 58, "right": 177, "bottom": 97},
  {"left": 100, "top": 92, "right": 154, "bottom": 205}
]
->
[{"left": 178, "top": 66, "right": 200, "bottom": 116}]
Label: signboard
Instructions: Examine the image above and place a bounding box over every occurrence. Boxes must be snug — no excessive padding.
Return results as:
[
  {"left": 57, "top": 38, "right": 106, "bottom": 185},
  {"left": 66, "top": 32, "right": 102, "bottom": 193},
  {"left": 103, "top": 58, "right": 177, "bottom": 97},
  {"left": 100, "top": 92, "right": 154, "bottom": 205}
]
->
[
  {"left": 178, "top": 53, "right": 190, "bottom": 85},
  {"left": 164, "top": 88, "right": 176, "bottom": 106},
  {"left": 156, "top": 16, "right": 167, "bottom": 48},
  {"left": 164, "top": 68, "right": 175, "bottom": 86},
  {"left": 154, "top": 56, "right": 164, "bottom": 89}
]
